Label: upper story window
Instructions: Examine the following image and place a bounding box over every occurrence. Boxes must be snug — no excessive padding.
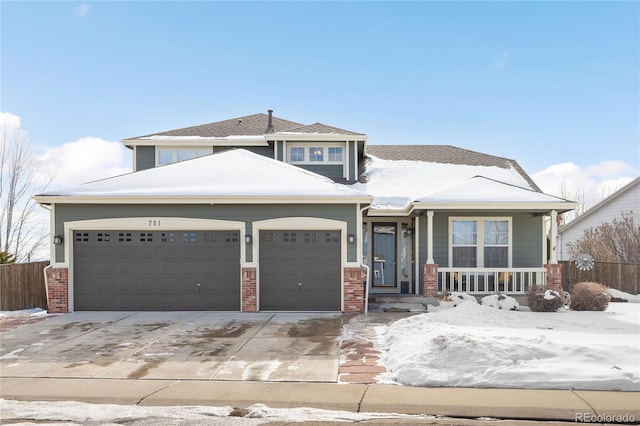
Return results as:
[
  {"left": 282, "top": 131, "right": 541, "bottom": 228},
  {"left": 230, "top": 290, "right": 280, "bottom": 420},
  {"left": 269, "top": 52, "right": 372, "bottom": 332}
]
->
[
  {"left": 328, "top": 147, "right": 343, "bottom": 162},
  {"left": 450, "top": 218, "right": 511, "bottom": 268},
  {"left": 288, "top": 145, "right": 344, "bottom": 164},
  {"left": 309, "top": 147, "right": 324, "bottom": 162},
  {"left": 157, "top": 147, "right": 212, "bottom": 166},
  {"left": 289, "top": 147, "right": 305, "bottom": 162}
]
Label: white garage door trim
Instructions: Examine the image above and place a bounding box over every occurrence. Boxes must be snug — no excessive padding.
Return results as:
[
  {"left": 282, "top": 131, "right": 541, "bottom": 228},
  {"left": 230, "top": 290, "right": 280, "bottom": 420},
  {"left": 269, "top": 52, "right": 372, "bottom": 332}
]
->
[{"left": 62, "top": 217, "right": 246, "bottom": 312}]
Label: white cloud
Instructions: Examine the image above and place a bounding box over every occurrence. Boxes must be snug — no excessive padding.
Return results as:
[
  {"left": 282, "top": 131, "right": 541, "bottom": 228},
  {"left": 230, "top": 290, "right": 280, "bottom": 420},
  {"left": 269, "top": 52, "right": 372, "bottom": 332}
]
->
[
  {"left": 531, "top": 160, "right": 637, "bottom": 211},
  {"left": 0, "top": 111, "right": 21, "bottom": 129},
  {"left": 490, "top": 49, "right": 511, "bottom": 69},
  {"left": 36, "top": 137, "right": 132, "bottom": 190},
  {"left": 74, "top": 4, "right": 90, "bottom": 17}
]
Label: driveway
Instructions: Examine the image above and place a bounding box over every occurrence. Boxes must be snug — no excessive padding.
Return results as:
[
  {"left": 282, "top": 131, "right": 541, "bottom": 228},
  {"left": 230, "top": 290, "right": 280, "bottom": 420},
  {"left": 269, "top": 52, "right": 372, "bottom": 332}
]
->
[{"left": 0, "top": 312, "right": 345, "bottom": 382}]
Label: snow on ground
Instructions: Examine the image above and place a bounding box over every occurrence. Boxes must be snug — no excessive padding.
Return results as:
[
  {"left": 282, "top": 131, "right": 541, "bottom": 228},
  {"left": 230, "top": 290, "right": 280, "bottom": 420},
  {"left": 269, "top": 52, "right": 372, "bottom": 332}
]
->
[
  {"left": 0, "top": 399, "right": 435, "bottom": 425},
  {"left": 0, "top": 308, "right": 48, "bottom": 318},
  {"left": 609, "top": 288, "right": 640, "bottom": 303},
  {"left": 379, "top": 301, "right": 640, "bottom": 390}
]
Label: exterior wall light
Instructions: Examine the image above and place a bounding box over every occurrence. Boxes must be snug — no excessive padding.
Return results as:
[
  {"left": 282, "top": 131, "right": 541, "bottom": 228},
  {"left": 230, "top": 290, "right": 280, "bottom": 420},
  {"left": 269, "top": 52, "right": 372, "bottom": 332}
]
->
[
  {"left": 53, "top": 235, "right": 64, "bottom": 245},
  {"left": 347, "top": 234, "right": 356, "bottom": 244},
  {"left": 406, "top": 228, "right": 414, "bottom": 236},
  {"left": 245, "top": 235, "right": 252, "bottom": 244}
]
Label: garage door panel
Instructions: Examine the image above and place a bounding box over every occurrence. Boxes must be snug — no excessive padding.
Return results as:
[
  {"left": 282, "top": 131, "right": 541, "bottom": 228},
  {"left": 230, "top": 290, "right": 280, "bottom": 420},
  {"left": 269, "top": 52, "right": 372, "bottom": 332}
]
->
[
  {"left": 260, "top": 230, "right": 341, "bottom": 311},
  {"left": 73, "top": 230, "right": 240, "bottom": 311}
]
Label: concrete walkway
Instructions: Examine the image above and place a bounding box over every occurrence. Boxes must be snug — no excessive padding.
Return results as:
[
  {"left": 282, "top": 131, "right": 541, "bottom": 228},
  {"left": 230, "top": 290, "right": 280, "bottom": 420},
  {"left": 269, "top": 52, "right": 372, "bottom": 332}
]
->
[{"left": 1, "top": 377, "right": 639, "bottom": 423}]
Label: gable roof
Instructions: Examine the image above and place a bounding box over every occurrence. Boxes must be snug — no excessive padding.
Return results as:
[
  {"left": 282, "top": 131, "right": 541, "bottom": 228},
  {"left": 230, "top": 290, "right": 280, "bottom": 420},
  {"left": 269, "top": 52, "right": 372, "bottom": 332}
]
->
[
  {"left": 366, "top": 145, "right": 540, "bottom": 191},
  {"left": 35, "top": 149, "right": 370, "bottom": 204},
  {"left": 129, "top": 113, "right": 304, "bottom": 139},
  {"left": 414, "top": 176, "right": 569, "bottom": 206},
  {"left": 124, "top": 113, "right": 365, "bottom": 146},
  {"left": 352, "top": 154, "right": 574, "bottom": 213},
  {"left": 559, "top": 176, "right": 640, "bottom": 232}
]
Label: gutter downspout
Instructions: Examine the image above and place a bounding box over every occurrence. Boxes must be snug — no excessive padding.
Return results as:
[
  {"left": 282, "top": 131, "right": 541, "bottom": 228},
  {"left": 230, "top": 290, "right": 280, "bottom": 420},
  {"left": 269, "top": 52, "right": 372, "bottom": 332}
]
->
[{"left": 360, "top": 204, "right": 371, "bottom": 314}]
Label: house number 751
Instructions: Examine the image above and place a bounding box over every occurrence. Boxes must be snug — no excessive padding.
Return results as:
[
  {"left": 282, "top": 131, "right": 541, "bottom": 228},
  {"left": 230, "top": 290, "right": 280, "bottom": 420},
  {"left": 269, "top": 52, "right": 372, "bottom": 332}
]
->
[{"left": 148, "top": 220, "right": 161, "bottom": 227}]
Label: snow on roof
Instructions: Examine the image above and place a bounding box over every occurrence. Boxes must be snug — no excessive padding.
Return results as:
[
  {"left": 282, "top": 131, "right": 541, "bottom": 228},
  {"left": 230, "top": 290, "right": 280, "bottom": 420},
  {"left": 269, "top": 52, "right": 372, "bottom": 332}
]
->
[
  {"left": 352, "top": 156, "right": 537, "bottom": 210},
  {"left": 38, "top": 149, "right": 368, "bottom": 200},
  {"left": 416, "top": 176, "right": 567, "bottom": 204}
]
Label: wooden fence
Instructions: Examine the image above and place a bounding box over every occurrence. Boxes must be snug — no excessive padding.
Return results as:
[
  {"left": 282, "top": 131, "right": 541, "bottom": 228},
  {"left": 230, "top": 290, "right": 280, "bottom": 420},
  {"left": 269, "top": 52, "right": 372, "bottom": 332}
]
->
[
  {"left": 0, "top": 261, "right": 49, "bottom": 311},
  {"left": 560, "top": 260, "right": 640, "bottom": 295}
]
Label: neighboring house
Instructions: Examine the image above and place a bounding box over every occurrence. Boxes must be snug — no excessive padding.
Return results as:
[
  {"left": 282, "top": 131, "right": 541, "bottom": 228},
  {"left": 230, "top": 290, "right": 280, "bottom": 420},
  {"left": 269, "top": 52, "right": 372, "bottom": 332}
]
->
[
  {"left": 558, "top": 177, "right": 639, "bottom": 261},
  {"left": 35, "top": 110, "right": 576, "bottom": 313}
]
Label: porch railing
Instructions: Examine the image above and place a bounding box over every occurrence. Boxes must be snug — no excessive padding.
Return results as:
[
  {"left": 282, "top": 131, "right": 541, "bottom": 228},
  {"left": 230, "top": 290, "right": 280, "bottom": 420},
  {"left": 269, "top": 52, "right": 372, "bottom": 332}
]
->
[{"left": 437, "top": 267, "right": 546, "bottom": 295}]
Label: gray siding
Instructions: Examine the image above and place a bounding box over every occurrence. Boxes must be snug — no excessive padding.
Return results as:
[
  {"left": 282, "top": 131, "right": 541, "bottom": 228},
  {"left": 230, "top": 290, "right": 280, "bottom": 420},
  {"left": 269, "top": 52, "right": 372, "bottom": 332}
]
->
[
  {"left": 135, "top": 146, "right": 155, "bottom": 171},
  {"left": 55, "top": 203, "right": 359, "bottom": 263},
  {"left": 348, "top": 141, "right": 356, "bottom": 182},
  {"left": 419, "top": 212, "right": 544, "bottom": 269},
  {"left": 297, "top": 164, "right": 344, "bottom": 180}
]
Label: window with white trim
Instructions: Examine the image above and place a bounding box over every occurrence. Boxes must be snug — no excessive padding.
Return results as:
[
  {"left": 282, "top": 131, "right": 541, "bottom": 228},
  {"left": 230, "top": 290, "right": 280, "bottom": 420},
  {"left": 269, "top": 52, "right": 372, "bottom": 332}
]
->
[
  {"left": 328, "top": 147, "right": 343, "bottom": 162},
  {"left": 450, "top": 218, "right": 510, "bottom": 268},
  {"left": 289, "top": 147, "right": 305, "bottom": 162},
  {"left": 157, "top": 147, "right": 213, "bottom": 166},
  {"left": 309, "top": 147, "right": 324, "bottom": 162},
  {"left": 287, "top": 145, "right": 344, "bottom": 164}
]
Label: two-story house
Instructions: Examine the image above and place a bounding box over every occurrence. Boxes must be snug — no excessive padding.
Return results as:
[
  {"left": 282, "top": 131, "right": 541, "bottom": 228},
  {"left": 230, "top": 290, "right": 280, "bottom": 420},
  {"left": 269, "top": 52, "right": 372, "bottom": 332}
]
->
[{"left": 35, "top": 110, "right": 576, "bottom": 313}]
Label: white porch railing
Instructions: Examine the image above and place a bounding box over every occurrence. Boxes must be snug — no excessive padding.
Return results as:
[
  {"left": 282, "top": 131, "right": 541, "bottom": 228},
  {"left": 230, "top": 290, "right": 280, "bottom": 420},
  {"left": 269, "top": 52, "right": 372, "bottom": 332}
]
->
[{"left": 437, "top": 268, "right": 546, "bottom": 294}]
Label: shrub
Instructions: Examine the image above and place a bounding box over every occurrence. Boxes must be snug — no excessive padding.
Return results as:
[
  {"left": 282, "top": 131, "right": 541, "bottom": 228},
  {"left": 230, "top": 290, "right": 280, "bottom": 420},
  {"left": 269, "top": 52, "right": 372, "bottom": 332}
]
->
[
  {"left": 571, "top": 282, "right": 610, "bottom": 311},
  {"left": 527, "top": 287, "right": 564, "bottom": 312}
]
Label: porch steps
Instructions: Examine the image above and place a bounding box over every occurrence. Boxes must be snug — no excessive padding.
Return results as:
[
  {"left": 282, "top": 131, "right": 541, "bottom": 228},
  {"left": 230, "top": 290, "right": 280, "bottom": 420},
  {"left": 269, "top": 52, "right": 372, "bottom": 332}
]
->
[{"left": 367, "top": 295, "right": 438, "bottom": 313}]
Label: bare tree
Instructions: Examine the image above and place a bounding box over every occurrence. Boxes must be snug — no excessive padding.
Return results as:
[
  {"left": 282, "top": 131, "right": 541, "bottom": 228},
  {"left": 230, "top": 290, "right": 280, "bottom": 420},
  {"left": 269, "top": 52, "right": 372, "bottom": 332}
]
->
[
  {"left": 559, "top": 178, "right": 586, "bottom": 223},
  {"left": 567, "top": 211, "right": 640, "bottom": 263},
  {"left": 0, "top": 117, "right": 49, "bottom": 263}
]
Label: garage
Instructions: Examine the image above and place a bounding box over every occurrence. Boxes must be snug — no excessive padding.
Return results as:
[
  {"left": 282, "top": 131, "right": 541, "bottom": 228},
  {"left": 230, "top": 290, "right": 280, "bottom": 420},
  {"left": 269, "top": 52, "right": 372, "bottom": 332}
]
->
[
  {"left": 73, "top": 230, "right": 241, "bottom": 311},
  {"left": 259, "top": 230, "right": 341, "bottom": 311}
]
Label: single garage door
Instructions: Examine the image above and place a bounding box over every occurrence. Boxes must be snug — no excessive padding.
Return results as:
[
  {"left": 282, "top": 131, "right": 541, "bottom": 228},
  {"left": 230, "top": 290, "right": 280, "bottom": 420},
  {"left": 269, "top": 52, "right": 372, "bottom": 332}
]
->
[
  {"left": 259, "top": 230, "right": 341, "bottom": 311},
  {"left": 73, "top": 230, "right": 240, "bottom": 311}
]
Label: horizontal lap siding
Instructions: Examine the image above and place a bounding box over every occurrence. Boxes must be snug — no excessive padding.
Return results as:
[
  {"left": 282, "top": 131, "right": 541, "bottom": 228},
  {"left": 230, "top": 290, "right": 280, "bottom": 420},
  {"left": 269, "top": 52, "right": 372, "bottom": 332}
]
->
[{"left": 426, "top": 212, "right": 543, "bottom": 267}]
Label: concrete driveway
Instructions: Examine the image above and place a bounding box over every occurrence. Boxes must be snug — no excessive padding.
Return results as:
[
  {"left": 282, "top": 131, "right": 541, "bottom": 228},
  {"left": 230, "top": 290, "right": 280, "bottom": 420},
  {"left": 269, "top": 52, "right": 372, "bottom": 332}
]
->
[{"left": 0, "top": 312, "right": 344, "bottom": 382}]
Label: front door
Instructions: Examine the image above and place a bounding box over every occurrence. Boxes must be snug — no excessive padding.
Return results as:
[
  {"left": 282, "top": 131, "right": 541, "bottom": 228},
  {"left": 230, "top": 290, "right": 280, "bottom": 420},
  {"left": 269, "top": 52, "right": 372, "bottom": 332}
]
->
[
  {"left": 364, "top": 220, "right": 414, "bottom": 294},
  {"left": 372, "top": 223, "right": 397, "bottom": 288}
]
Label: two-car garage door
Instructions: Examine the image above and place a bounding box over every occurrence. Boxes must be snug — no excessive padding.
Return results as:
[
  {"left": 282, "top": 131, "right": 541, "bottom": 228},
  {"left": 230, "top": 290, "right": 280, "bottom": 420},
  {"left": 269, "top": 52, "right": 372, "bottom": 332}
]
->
[
  {"left": 72, "top": 228, "right": 342, "bottom": 311},
  {"left": 73, "top": 230, "right": 241, "bottom": 311}
]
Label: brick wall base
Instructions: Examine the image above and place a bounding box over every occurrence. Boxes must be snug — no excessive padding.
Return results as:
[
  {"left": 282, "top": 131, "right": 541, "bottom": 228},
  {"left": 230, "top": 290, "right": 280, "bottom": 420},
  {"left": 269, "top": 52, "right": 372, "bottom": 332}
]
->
[
  {"left": 45, "top": 267, "right": 69, "bottom": 313},
  {"left": 344, "top": 267, "right": 365, "bottom": 313},
  {"left": 423, "top": 263, "right": 438, "bottom": 297},
  {"left": 241, "top": 267, "right": 257, "bottom": 312},
  {"left": 545, "top": 263, "right": 563, "bottom": 293}
]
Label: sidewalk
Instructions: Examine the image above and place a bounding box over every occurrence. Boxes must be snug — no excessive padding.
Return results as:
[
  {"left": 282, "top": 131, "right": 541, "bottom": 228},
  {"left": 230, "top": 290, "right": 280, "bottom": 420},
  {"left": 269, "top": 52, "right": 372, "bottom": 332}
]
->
[{"left": 2, "top": 377, "right": 639, "bottom": 423}]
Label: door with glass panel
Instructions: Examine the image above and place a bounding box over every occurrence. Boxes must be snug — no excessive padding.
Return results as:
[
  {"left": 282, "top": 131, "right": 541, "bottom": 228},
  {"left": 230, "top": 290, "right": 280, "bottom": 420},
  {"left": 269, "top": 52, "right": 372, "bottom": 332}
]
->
[{"left": 372, "top": 223, "right": 397, "bottom": 287}]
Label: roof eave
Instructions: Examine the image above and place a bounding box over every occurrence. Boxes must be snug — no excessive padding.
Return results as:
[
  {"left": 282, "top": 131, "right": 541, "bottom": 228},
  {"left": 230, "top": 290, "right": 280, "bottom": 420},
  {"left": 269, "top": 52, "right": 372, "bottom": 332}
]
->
[
  {"left": 33, "top": 195, "right": 372, "bottom": 205},
  {"left": 269, "top": 133, "right": 367, "bottom": 142},
  {"left": 122, "top": 136, "right": 269, "bottom": 148},
  {"left": 410, "top": 201, "right": 577, "bottom": 214}
]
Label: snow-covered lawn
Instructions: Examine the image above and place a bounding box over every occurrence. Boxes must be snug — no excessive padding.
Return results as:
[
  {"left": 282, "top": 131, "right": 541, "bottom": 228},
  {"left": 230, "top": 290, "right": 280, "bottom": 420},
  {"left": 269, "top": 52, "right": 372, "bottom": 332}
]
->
[{"left": 379, "top": 300, "right": 640, "bottom": 391}]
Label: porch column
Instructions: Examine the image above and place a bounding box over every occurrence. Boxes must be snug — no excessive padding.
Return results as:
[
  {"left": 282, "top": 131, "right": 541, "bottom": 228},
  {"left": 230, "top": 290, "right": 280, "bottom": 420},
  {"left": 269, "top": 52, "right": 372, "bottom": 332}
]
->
[
  {"left": 549, "top": 210, "right": 558, "bottom": 264},
  {"left": 423, "top": 263, "right": 438, "bottom": 297},
  {"left": 426, "top": 210, "right": 434, "bottom": 264}
]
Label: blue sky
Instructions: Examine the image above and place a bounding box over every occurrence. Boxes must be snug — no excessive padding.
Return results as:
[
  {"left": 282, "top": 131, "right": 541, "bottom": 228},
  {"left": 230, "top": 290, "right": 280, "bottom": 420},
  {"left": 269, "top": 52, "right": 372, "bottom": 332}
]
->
[{"left": 1, "top": 1, "right": 638, "bottom": 205}]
